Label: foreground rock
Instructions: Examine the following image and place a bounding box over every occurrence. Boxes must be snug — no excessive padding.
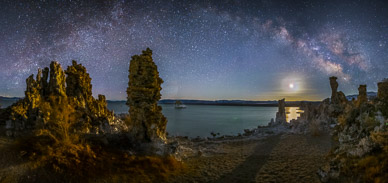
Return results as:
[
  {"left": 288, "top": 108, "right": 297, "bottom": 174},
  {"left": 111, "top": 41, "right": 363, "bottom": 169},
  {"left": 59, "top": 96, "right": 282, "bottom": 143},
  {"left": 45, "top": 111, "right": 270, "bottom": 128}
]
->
[
  {"left": 2, "top": 61, "right": 126, "bottom": 136},
  {"left": 318, "top": 79, "right": 388, "bottom": 182},
  {"left": 126, "top": 48, "right": 167, "bottom": 143}
]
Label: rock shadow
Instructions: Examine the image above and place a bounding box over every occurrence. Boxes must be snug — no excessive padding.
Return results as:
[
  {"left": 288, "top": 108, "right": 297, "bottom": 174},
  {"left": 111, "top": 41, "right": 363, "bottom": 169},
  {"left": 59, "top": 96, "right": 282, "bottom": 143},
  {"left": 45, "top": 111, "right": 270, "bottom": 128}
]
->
[{"left": 214, "top": 135, "right": 281, "bottom": 183}]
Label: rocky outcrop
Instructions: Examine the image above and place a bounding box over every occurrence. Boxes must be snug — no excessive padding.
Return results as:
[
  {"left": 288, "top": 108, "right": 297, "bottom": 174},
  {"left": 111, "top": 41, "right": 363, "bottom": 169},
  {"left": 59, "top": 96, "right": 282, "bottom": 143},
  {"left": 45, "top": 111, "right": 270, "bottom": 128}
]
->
[
  {"left": 329, "top": 76, "right": 347, "bottom": 105},
  {"left": 126, "top": 48, "right": 167, "bottom": 143},
  {"left": 48, "top": 62, "right": 66, "bottom": 97},
  {"left": 276, "top": 98, "right": 286, "bottom": 124},
  {"left": 65, "top": 60, "right": 93, "bottom": 105},
  {"left": 3, "top": 61, "right": 123, "bottom": 136},
  {"left": 65, "top": 61, "right": 114, "bottom": 131},
  {"left": 377, "top": 78, "right": 388, "bottom": 102},
  {"left": 356, "top": 85, "right": 367, "bottom": 106},
  {"left": 318, "top": 79, "right": 388, "bottom": 182},
  {"left": 289, "top": 77, "right": 352, "bottom": 135},
  {"left": 330, "top": 76, "right": 339, "bottom": 104},
  {"left": 290, "top": 99, "right": 333, "bottom": 135},
  {"left": 268, "top": 98, "right": 287, "bottom": 126}
]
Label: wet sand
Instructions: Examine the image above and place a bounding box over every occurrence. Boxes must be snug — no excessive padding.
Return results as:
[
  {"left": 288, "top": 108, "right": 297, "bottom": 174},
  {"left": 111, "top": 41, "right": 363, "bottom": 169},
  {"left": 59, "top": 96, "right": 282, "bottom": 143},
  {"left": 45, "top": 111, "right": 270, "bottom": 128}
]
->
[{"left": 169, "top": 133, "right": 332, "bottom": 183}]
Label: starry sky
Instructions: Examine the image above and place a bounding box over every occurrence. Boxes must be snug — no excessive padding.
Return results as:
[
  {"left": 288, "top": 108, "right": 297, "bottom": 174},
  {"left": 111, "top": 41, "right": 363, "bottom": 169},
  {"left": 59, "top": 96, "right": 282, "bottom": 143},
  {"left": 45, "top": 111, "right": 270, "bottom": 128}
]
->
[{"left": 0, "top": 0, "right": 387, "bottom": 101}]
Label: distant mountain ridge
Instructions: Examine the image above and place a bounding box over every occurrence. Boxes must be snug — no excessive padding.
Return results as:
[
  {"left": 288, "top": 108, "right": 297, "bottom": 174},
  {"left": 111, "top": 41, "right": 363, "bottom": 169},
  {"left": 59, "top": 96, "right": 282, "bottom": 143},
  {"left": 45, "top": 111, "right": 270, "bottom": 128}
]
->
[
  {"left": 0, "top": 96, "right": 21, "bottom": 108},
  {"left": 345, "top": 92, "right": 377, "bottom": 101},
  {"left": 0, "top": 96, "right": 22, "bottom": 100}
]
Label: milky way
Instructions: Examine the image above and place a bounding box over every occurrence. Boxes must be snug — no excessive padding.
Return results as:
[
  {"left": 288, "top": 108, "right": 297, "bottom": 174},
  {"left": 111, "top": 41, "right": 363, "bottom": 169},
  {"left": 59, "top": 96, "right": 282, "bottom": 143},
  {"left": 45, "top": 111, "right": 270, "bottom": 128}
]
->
[{"left": 0, "top": 0, "right": 387, "bottom": 100}]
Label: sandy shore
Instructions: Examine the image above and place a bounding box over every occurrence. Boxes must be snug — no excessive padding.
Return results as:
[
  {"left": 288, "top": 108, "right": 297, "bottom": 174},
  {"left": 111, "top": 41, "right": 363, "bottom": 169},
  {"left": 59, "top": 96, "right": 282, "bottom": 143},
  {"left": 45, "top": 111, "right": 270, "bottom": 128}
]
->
[{"left": 168, "top": 133, "right": 332, "bottom": 183}]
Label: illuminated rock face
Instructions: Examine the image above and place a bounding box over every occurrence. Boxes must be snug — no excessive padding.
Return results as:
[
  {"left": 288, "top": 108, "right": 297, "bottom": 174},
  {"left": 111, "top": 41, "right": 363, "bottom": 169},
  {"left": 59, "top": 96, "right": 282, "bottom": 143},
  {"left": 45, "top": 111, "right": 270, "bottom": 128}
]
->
[
  {"left": 48, "top": 62, "right": 66, "bottom": 97},
  {"left": 4, "top": 61, "right": 116, "bottom": 135},
  {"left": 65, "top": 61, "right": 114, "bottom": 131},
  {"left": 65, "top": 60, "right": 93, "bottom": 106},
  {"left": 126, "top": 48, "right": 167, "bottom": 142}
]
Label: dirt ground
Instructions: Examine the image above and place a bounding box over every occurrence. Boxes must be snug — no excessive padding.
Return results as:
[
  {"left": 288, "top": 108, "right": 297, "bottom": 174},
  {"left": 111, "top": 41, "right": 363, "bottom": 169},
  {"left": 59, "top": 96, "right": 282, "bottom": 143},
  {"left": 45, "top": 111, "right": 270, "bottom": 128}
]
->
[
  {"left": 168, "top": 133, "right": 332, "bottom": 183},
  {"left": 0, "top": 133, "right": 332, "bottom": 183}
]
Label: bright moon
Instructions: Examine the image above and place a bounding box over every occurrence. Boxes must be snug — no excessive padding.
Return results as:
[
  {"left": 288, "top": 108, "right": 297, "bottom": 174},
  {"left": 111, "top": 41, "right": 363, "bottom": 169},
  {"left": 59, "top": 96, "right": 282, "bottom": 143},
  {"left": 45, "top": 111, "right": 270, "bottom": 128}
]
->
[{"left": 289, "top": 83, "right": 294, "bottom": 89}]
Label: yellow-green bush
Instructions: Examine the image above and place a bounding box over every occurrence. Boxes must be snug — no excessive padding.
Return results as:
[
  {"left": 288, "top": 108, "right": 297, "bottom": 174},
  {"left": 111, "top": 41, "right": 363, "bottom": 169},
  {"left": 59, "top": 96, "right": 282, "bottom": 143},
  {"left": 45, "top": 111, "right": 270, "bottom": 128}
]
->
[{"left": 354, "top": 131, "right": 388, "bottom": 183}]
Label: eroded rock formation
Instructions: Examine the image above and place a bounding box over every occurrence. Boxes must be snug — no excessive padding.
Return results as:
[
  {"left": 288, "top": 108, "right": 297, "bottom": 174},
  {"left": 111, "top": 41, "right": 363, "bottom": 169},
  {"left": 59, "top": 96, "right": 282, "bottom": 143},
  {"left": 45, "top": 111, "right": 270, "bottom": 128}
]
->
[
  {"left": 329, "top": 76, "right": 347, "bottom": 105},
  {"left": 290, "top": 77, "right": 351, "bottom": 134},
  {"left": 126, "top": 48, "right": 167, "bottom": 142},
  {"left": 329, "top": 76, "right": 339, "bottom": 103},
  {"left": 318, "top": 79, "right": 388, "bottom": 182},
  {"left": 48, "top": 62, "right": 66, "bottom": 96},
  {"left": 378, "top": 78, "right": 388, "bottom": 102},
  {"left": 356, "top": 85, "right": 367, "bottom": 106},
  {"left": 275, "top": 98, "right": 286, "bottom": 124},
  {"left": 3, "top": 61, "right": 123, "bottom": 136}
]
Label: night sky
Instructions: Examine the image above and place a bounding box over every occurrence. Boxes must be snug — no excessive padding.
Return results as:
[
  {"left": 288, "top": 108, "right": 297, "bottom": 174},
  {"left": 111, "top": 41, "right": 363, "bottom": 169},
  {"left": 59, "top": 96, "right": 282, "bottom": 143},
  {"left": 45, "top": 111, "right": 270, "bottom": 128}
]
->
[{"left": 0, "top": 0, "right": 387, "bottom": 101}]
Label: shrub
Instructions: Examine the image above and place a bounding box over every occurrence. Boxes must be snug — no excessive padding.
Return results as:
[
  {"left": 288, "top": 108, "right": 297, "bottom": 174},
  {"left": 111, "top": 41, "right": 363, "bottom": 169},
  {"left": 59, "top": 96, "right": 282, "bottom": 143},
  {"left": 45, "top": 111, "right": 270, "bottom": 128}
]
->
[
  {"left": 355, "top": 130, "right": 388, "bottom": 182},
  {"left": 26, "top": 95, "right": 97, "bottom": 175}
]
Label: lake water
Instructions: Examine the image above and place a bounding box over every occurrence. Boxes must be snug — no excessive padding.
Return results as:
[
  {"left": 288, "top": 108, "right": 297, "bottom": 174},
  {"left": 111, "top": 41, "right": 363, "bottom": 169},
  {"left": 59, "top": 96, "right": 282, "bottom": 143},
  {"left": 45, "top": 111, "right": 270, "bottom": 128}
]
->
[
  {"left": 0, "top": 100, "right": 301, "bottom": 137},
  {"left": 108, "top": 102, "right": 301, "bottom": 137}
]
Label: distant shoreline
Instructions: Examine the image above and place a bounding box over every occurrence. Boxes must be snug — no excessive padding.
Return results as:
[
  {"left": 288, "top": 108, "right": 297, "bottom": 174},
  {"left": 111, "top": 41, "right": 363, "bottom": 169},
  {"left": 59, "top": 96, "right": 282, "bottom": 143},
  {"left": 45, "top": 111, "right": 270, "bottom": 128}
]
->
[
  {"left": 157, "top": 99, "right": 322, "bottom": 107},
  {"left": 158, "top": 103, "right": 308, "bottom": 107},
  {"left": 1, "top": 96, "right": 322, "bottom": 108}
]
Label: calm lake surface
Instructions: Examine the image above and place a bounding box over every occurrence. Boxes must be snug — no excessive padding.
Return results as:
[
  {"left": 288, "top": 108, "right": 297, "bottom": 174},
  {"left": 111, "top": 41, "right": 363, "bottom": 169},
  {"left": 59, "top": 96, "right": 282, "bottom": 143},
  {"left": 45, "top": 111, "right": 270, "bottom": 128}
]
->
[
  {"left": 0, "top": 100, "right": 301, "bottom": 137},
  {"left": 108, "top": 102, "right": 301, "bottom": 137}
]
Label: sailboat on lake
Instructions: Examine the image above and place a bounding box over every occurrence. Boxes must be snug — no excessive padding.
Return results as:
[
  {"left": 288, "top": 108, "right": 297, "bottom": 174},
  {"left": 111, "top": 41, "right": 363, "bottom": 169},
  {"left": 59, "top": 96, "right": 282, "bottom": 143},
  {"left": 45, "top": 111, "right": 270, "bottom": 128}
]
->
[{"left": 175, "top": 100, "right": 186, "bottom": 109}]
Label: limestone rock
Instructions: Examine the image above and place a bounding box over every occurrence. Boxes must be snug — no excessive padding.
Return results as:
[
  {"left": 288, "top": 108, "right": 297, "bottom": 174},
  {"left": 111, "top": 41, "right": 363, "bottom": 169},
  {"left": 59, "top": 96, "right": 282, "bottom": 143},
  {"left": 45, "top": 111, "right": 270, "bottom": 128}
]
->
[
  {"left": 356, "top": 85, "right": 367, "bottom": 106},
  {"left": 48, "top": 61, "right": 66, "bottom": 96},
  {"left": 378, "top": 78, "right": 388, "bottom": 102},
  {"left": 290, "top": 77, "right": 349, "bottom": 135},
  {"left": 126, "top": 48, "right": 167, "bottom": 142},
  {"left": 65, "top": 60, "right": 93, "bottom": 105},
  {"left": 40, "top": 67, "right": 49, "bottom": 96},
  {"left": 275, "top": 98, "right": 286, "bottom": 124},
  {"left": 318, "top": 79, "right": 388, "bottom": 182},
  {"left": 330, "top": 76, "right": 339, "bottom": 104},
  {"left": 3, "top": 61, "right": 116, "bottom": 135}
]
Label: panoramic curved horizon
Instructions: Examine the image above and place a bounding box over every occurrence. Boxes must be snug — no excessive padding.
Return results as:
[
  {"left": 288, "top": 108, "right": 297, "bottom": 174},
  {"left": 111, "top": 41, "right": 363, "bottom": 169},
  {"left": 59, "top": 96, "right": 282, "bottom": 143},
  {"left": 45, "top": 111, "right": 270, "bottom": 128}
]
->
[{"left": 0, "top": 0, "right": 387, "bottom": 101}]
